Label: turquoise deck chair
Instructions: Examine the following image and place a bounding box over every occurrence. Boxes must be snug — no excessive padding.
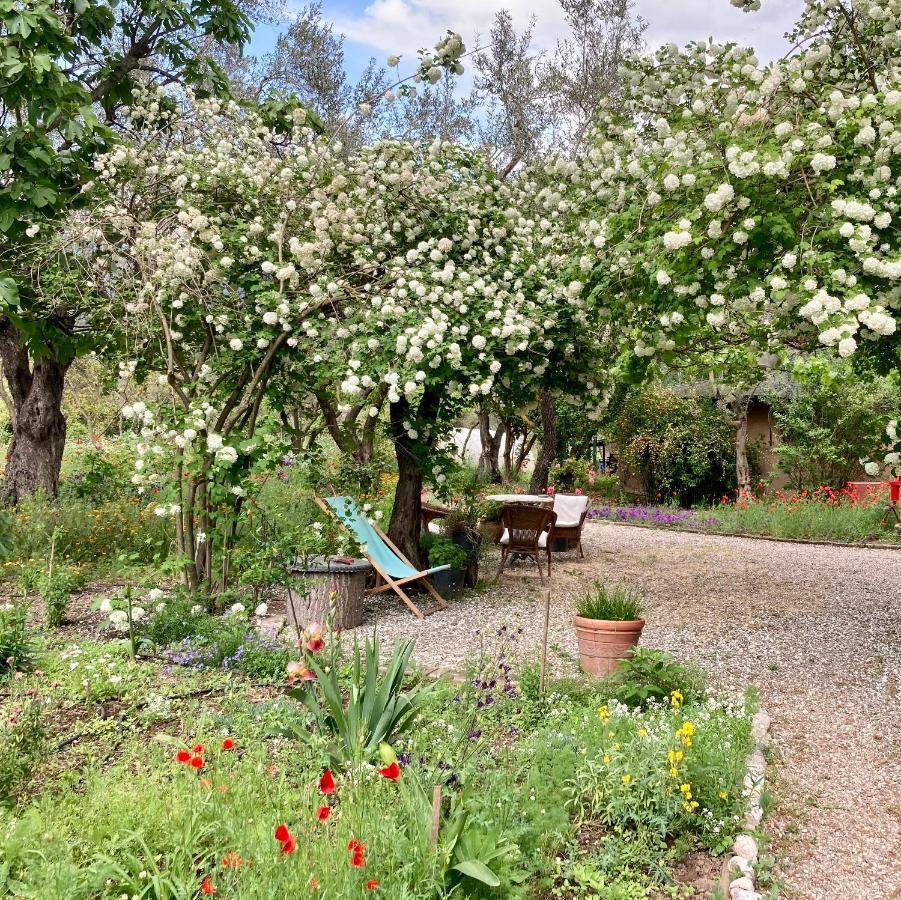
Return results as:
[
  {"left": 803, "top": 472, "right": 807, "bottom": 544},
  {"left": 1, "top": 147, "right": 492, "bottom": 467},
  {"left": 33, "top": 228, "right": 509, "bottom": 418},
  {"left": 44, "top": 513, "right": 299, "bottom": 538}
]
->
[{"left": 316, "top": 496, "right": 450, "bottom": 619}]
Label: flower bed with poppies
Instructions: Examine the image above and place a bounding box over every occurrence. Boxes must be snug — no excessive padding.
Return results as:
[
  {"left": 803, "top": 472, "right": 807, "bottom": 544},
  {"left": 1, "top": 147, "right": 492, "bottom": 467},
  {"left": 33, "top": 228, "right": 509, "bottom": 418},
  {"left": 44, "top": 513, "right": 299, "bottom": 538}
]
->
[
  {"left": 0, "top": 619, "right": 757, "bottom": 898},
  {"left": 589, "top": 485, "right": 900, "bottom": 543}
]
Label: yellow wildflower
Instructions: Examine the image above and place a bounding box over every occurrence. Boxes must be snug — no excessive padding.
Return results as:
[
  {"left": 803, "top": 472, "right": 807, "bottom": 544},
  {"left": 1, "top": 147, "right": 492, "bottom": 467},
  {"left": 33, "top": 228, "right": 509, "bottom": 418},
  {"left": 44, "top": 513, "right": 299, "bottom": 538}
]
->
[
  {"left": 598, "top": 705, "right": 610, "bottom": 722},
  {"left": 603, "top": 754, "right": 610, "bottom": 765},
  {"left": 638, "top": 728, "right": 648, "bottom": 738},
  {"left": 670, "top": 690, "right": 683, "bottom": 708},
  {"left": 719, "top": 790, "right": 729, "bottom": 800},
  {"left": 622, "top": 774, "right": 631, "bottom": 785}
]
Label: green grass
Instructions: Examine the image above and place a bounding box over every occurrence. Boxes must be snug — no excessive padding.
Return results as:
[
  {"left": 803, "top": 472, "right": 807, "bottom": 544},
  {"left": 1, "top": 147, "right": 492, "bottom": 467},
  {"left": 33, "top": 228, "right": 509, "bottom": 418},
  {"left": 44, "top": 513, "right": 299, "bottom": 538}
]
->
[{"left": 576, "top": 581, "right": 645, "bottom": 621}]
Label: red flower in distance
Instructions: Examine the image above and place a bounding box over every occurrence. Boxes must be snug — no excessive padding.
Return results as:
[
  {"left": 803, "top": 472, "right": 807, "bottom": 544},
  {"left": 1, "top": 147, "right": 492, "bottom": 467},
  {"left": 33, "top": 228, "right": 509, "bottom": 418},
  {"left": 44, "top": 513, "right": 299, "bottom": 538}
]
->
[
  {"left": 221, "top": 738, "right": 235, "bottom": 750},
  {"left": 189, "top": 755, "right": 204, "bottom": 769},
  {"left": 377, "top": 761, "right": 400, "bottom": 781},
  {"left": 366, "top": 880, "right": 379, "bottom": 890},
  {"left": 319, "top": 770, "right": 335, "bottom": 795},
  {"left": 315, "top": 805, "right": 330, "bottom": 822},
  {"left": 175, "top": 749, "right": 191, "bottom": 764},
  {"left": 200, "top": 876, "right": 216, "bottom": 894},
  {"left": 221, "top": 851, "right": 244, "bottom": 868},
  {"left": 351, "top": 847, "right": 365, "bottom": 868},
  {"left": 193, "top": 744, "right": 205, "bottom": 753},
  {"left": 347, "top": 839, "right": 364, "bottom": 852}
]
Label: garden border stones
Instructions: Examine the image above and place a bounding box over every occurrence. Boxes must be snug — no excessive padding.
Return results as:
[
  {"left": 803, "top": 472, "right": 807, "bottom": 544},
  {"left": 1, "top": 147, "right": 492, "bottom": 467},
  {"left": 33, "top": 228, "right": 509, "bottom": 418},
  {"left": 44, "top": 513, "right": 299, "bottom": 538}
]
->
[{"left": 718, "top": 708, "right": 772, "bottom": 900}]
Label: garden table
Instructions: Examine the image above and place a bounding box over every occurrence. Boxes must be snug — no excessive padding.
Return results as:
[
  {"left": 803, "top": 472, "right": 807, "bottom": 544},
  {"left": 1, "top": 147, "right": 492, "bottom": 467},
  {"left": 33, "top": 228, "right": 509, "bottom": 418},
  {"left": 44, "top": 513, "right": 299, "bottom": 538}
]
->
[{"left": 484, "top": 493, "right": 553, "bottom": 505}]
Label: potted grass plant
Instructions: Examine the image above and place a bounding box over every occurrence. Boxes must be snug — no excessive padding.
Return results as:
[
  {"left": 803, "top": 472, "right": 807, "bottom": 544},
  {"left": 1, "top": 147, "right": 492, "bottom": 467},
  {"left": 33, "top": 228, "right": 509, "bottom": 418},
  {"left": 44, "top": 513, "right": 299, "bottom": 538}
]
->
[
  {"left": 573, "top": 581, "right": 645, "bottom": 676},
  {"left": 420, "top": 535, "right": 468, "bottom": 595}
]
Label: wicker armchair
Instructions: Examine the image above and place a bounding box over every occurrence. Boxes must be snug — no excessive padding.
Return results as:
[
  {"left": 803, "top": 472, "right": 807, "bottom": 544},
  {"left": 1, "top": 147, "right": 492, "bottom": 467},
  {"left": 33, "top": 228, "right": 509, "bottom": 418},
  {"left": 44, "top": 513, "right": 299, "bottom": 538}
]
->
[
  {"left": 550, "top": 494, "right": 590, "bottom": 558},
  {"left": 496, "top": 505, "right": 557, "bottom": 583}
]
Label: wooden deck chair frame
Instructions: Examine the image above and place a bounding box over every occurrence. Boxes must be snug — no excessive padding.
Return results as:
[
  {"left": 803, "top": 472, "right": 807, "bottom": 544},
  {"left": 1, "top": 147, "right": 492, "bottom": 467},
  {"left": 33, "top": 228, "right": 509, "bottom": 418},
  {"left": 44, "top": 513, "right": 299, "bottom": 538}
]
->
[{"left": 314, "top": 497, "right": 448, "bottom": 620}]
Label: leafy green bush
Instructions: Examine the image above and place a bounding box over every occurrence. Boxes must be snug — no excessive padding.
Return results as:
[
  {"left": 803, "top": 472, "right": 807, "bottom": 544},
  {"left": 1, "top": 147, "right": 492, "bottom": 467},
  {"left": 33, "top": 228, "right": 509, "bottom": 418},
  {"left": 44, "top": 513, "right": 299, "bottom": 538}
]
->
[
  {"left": 767, "top": 362, "right": 901, "bottom": 490},
  {"left": 600, "top": 648, "right": 707, "bottom": 708},
  {"left": 424, "top": 536, "right": 468, "bottom": 569},
  {"left": 576, "top": 581, "right": 644, "bottom": 621},
  {"left": 610, "top": 386, "right": 739, "bottom": 506},
  {"left": 39, "top": 565, "right": 79, "bottom": 628},
  {"left": 0, "top": 601, "right": 31, "bottom": 674}
]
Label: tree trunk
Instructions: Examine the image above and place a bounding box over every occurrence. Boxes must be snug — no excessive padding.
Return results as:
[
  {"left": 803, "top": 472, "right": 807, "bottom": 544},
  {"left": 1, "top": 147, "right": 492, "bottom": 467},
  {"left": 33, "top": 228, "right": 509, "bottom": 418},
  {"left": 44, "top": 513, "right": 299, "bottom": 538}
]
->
[
  {"left": 528, "top": 388, "right": 557, "bottom": 494},
  {"left": 735, "top": 406, "right": 751, "bottom": 499},
  {"left": 387, "top": 389, "right": 440, "bottom": 565},
  {"left": 0, "top": 321, "right": 70, "bottom": 505},
  {"left": 476, "top": 406, "right": 504, "bottom": 482}
]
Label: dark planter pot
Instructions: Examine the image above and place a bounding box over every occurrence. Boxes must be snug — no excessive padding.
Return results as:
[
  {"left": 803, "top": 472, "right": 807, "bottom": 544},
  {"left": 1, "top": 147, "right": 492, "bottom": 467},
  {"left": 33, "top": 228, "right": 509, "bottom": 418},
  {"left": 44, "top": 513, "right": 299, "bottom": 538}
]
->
[
  {"left": 430, "top": 567, "right": 465, "bottom": 596},
  {"left": 557, "top": 472, "right": 575, "bottom": 489},
  {"left": 451, "top": 529, "right": 482, "bottom": 558}
]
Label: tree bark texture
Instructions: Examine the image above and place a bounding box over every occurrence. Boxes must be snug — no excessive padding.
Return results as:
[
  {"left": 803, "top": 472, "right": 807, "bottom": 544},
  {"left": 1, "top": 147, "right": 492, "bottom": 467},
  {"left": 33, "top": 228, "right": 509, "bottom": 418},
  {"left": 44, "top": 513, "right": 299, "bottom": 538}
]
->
[
  {"left": 528, "top": 388, "right": 557, "bottom": 493},
  {"left": 0, "top": 319, "right": 70, "bottom": 505},
  {"left": 387, "top": 389, "right": 440, "bottom": 566},
  {"left": 477, "top": 406, "right": 504, "bottom": 482},
  {"left": 735, "top": 406, "right": 751, "bottom": 499}
]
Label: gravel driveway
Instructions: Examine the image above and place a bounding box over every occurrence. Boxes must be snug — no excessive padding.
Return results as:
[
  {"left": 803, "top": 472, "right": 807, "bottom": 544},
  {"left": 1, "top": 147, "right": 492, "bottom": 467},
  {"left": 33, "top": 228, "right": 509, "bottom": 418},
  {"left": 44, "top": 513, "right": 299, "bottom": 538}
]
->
[{"left": 348, "top": 521, "right": 901, "bottom": 900}]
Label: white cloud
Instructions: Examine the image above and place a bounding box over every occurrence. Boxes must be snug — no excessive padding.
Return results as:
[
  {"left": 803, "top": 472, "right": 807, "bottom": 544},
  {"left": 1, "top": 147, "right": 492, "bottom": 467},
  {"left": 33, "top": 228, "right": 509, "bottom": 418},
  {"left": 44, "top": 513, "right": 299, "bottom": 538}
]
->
[{"left": 326, "top": 0, "right": 804, "bottom": 69}]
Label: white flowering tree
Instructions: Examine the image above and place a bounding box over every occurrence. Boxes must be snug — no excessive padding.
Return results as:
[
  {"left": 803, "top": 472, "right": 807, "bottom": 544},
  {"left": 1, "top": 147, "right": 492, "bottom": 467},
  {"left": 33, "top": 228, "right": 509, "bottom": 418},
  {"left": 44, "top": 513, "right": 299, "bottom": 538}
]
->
[
  {"left": 565, "top": 0, "right": 900, "bottom": 488},
  {"left": 57, "top": 26, "right": 611, "bottom": 582}
]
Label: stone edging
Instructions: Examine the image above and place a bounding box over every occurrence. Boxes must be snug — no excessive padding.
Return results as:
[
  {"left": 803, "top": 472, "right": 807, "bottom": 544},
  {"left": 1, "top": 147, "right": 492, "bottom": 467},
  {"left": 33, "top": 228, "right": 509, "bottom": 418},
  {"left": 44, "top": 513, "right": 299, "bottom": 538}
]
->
[
  {"left": 718, "top": 708, "right": 772, "bottom": 900},
  {"left": 589, "top": 516, "right": 901, "bottom": 550}
]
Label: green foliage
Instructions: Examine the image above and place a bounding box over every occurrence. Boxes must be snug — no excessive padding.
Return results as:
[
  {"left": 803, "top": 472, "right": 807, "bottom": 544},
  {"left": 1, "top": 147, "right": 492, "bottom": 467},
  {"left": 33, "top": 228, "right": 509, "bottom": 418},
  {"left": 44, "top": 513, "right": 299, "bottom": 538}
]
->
[
  {"left": 423, "top": 536, "right": 468, "bottom": 569},
  {"left": 576, "top": 581, "right": 644, "bottom": 621},
  {"left": 611, "top": 385, "right": 738, "bottom": 505},
  {"left": 767, "top": 362, "right": 901, "bottom": 490},
  {"left": 0, "top": 694, "right": 46, "bottom": 805},
  {"left": 38, "top": 565, "right": 77, "bottom": 628},
  {"left": 288, "top": 634, "right": 434, "bottom": 768},
  {"left": 571, "top": 695, "right": 753, "bottom": 853},
  {"left": 0, "top": 600, "right": 31, "bottom": 674},
  {"left": 600, "top": 648, "right": 707, "bottom": 708}
]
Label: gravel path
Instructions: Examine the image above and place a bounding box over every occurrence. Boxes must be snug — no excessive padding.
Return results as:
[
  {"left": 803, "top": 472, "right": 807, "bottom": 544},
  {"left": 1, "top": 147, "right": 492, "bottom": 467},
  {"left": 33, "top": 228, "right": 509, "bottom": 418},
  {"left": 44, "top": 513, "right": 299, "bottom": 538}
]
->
[{"left": 347, "top": 521, "right": 901, "bottom": 900}]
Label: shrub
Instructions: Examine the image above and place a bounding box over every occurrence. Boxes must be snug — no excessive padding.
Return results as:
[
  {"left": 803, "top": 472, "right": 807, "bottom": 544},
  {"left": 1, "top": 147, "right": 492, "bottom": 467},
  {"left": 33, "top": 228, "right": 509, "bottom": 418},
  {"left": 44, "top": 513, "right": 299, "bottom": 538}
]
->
[
  {"left": 39, "top": 565, "right": 79, "bottom": 628},
  {"left": 600, "top": 648, "right": 707, "bottom": 708},
  {"left": 767, "top": 362, "right": 901, "bottom": 491},
  {"left": 576, "top": 582, "right": 644, "bottom": 621},
  {"left": 610, "top": 386, "right": 739, "bottom": 506},
  {"left": 423, "top": 536, "right": 468, "bottom": 570},
  {"left": 0, "top": 601, "right": 31, "bottom": 674}
]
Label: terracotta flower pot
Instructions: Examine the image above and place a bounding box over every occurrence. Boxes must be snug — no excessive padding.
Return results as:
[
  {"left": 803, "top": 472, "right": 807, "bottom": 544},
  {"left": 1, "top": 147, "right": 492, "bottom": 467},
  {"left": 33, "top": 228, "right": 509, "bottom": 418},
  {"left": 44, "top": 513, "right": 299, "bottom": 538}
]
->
[{"left": 573, "top": 615, "right": 645, "bottom": 676}]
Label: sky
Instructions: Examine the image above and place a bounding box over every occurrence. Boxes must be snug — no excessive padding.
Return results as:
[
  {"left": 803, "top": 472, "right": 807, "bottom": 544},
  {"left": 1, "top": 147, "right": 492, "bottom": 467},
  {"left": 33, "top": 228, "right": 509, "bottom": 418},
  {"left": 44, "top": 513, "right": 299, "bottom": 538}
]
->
[{"left": 247, "top": 0, "right": 806, "bottom": 81}]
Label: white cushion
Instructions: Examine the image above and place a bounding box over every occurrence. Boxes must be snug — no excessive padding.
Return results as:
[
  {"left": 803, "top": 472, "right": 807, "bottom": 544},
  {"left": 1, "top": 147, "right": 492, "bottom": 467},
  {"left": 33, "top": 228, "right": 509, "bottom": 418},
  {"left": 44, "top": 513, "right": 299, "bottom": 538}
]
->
[
  {"left": 427, "top": 520, "right": 442, "bottom": 534},
  {"left": 500, "top": 528, "right": 547, "bottom": 549},
  {"left": 552, "top": 493, "right": 589, "bottom": 527}
]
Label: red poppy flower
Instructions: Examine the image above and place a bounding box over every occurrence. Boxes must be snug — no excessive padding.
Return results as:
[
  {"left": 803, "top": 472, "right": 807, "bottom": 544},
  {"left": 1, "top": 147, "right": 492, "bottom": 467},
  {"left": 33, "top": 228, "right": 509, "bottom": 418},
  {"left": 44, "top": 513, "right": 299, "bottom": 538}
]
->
[
  {"left": 175, "top": 749, "right": 191, "bottom": 764},
  {"left": 193, "top": 744, "right": 205, "bottom": 753},
  {"left": 351, "top": 847, "right": 365, "bottom": 868},
  {"left": 275, "top": 824, "right": 297, "bottom": 854},
  {"left": 200, "top": 876, "right": 216, "bottom": 894},
  {"left": 315, "top": 805, "right": 330, "bottom": 822},
  {"left": 281, "top": 832, "right": 297, "bottom": 854},
  {"left": 319, "top": 770, "right": 335, "bottom": 795},
  {"left": 221, "top": 851, "right": 244, "bottom": 868},
  {"left": 377, "top": 761, "right": 400, "bottom": 781},
  {"left": 221, "top": 738, "right": 235, "bottom": 750},
  {"left": 366, "top": 880, "right": 379, "bottom": 890},
  {"left": 189, "top": 755, "right": 204, "bottom": 769},
  {"left": 347, "top": 838, "right": 364, "bottom": 852}
]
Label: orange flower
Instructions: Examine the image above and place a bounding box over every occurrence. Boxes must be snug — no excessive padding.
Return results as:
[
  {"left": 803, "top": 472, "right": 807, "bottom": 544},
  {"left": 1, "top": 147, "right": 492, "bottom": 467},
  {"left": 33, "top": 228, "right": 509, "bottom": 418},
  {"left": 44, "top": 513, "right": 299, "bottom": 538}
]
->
[{"left": 200, "top": 876, "right": 216, "bottom": 894}]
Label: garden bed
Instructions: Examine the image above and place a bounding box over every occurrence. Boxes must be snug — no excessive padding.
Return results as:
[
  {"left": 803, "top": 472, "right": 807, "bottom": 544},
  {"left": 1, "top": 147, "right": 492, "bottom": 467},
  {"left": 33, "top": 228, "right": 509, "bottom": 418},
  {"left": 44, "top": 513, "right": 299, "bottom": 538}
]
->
[
  {"left": 1, "top": 600, "right": 760, "bottom": 899},
  {"left": 588, "top": 496, "right": 901, "bottom": 546}
]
